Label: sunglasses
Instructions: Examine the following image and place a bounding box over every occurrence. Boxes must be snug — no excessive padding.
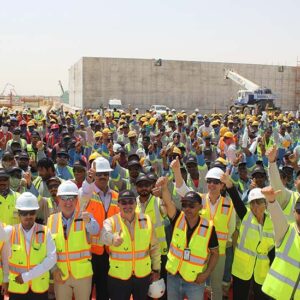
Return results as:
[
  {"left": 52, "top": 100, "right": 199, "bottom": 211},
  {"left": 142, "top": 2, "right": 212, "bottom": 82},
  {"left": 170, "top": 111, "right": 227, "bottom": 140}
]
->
[
  {"left": 60, "top": 195, "right": 77, "bottom": 201},
  {"left": 181, "top": 202, "right": 196, "bottom": 209},
  {"left": 252, "top": 198, "right": 266, "bottom": 205},
  {"left": 118, "top": 199, "right": 135, "bottom": 205},
  {"left": 19, "top": 210, "right": 36, "bottom": 216},
  {"left": 95, "top": 172, "right": 109, "bottom": 177},
  {"left": 206, "top": 178, "right": 221, "bottom": 185}
]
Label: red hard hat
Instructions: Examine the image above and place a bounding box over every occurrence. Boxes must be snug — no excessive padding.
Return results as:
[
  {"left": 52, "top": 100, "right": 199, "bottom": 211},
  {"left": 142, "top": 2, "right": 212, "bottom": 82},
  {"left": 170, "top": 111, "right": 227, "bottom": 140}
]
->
[{"left": 51, "top": 124, "right": 59, "bottom": 130}]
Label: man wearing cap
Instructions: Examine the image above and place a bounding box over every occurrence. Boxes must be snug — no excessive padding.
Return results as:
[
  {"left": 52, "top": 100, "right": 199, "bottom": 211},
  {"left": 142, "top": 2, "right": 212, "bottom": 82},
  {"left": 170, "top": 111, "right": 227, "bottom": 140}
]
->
[
  {"left": 117, "top": 123, "right": 130, "bottom": 145},
  {"left": 1, "top": 151, "right": 17, "bottom": 170},
  {"left": 48, "top": 180, "right": 99, "bottom": 300},
  {"left": 81, "top": 157, "right": 119, "bottom": 300},
  {"left": 0, "top": 123, "right": 12, "bottom": 158},
  {"left": 156, "top": 177, "right": 219, "bottom": 300},
  {"left": 171, "top": 161, "right": 235, "bottom": 300},
  {"left": 71, "top": 160, "right": 87, "bottom": 188},
  {"left": 101, "top": 189, "right": 161, "bottom": 300},
  {"left": 222, "top": 131, "right": 237, "bottom": 164},
  {"left": 26, "top": 131, "right": 46, "bottom": 163},
  {"left": 46, "top": 124, "right": 61, "bottom": 150},
  {"left": 6, "top": 127, "right": 27, "bottom": 151},
  {"left": 221, "top": 171, "right": 274, "bottom": 299},
  {"left": 0, "top": 192, "right": 57, "bottom": 300},
  {"left": 124, "top": 130, "right": 142, "bottom": 156},
  {"left": 261, "top": 186, "right": 300, "bottom": 300},
  {"left": 55, "top": 149, "right": 74, "bottom": 180}
]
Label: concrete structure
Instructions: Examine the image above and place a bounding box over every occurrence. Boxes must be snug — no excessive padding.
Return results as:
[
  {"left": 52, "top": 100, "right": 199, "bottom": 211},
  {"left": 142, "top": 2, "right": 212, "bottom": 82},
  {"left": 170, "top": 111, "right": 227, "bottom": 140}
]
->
[{"left": 69, "top": 57, "right": 299, "bottom": 112}]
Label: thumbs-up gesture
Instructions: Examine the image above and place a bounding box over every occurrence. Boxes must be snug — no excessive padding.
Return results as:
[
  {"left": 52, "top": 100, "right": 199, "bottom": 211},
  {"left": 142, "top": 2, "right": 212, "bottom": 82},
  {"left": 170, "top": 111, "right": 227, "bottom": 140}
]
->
[
  {"left": 170, "top": 156, "right": 180, "bottom": 172},
  {"left": 113, "top": 229, "right": 123, "bottom": 247},
  {"left": 261, "top": 186, "right": 281, "bottom": 203},
  {"left": 266, "top": 145, "right": 277, "bottom": 163},
  {"left": 220, "top": 169, "right": 233, "bottom": 188}
]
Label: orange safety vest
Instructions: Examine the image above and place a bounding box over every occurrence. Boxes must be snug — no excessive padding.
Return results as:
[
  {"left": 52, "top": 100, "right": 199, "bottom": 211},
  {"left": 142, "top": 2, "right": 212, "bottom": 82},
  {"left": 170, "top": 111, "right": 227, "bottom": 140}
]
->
[{"left": 85, "top": 190, "right": 119, "bottom": 255}]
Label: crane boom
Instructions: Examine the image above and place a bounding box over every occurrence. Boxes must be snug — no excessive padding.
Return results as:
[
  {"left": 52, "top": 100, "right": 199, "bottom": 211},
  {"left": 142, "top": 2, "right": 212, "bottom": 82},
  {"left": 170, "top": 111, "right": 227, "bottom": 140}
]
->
[{"left": 224, "top": 69, "right": 260, "bottom": 92}]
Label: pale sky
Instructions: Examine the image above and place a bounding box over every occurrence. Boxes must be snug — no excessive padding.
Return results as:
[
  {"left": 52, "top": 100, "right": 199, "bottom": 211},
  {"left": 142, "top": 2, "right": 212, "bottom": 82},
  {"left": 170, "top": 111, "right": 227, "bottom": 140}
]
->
[{"left": 1, "top": 0, "right": 299, "bottom": 96}]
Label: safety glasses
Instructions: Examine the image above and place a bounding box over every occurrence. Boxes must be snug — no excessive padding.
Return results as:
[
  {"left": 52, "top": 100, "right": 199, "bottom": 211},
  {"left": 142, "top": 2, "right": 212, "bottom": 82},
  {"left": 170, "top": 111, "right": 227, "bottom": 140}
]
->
[
  {"left": 60, "top": 195, "right": 77, "bottom": 201},
  {"left": 206, "top": 178, "right": 221, "bottom": 185},
  {"left": 19, "top": 210, "right": 36, "bottom": 216},
  {"left": 95, "top": 172, "right": 109, "bottom": 177}
]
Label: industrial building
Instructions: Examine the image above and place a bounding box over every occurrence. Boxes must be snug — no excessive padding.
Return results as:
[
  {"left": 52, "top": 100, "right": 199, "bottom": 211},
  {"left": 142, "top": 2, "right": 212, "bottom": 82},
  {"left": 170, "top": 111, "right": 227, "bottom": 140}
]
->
[{"left": 69, "top": 57, "right": 300, "bottom": 112}]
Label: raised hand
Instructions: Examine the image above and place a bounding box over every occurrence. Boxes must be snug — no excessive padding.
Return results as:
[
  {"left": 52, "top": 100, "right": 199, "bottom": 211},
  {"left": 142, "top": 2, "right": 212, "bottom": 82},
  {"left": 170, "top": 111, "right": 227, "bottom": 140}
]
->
[
  {"left": 220, "top": 169, "right": 233, "bottom": 188},
  {"left": 170, "top": 156, "right": 180, "bottom": 172},
  {"left": 261, "top": 186, "right": 281, "bottom": 203},
  {"left": 265, "top": 145, "right": 278, "bottom": 163},
  {"left": 113, "top": 229, "right": 123, "bottom": 247}
]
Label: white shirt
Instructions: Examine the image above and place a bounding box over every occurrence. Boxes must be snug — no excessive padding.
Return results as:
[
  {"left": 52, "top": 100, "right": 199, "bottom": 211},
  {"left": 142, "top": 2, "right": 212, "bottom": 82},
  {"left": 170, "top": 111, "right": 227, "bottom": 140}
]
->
[{"left": 0, "top": 222, "right": 57, "bottom": 283}]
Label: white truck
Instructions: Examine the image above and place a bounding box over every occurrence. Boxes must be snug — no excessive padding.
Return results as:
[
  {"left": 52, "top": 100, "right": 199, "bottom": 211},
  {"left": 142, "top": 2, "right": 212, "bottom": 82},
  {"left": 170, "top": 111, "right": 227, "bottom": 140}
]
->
[
  {"left": 224, "top": 69, "right": 279, "bottom": 114},
  {"left": 108, "top": 99, "right": 123, "bottom": 111}
]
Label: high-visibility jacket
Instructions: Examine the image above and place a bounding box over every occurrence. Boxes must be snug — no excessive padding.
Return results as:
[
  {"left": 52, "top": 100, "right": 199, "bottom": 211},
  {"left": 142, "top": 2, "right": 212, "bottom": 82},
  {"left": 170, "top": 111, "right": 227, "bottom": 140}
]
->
[
  {"left": 232, "top": 211, "right": 274, "bottom": 284},
  {"left": 47, "top": 212, "right": 93, "bottom": 280},
  {"left": 85, "top": 190, "right": 119, "bottom": 255},
  {"left": 27, "top": 144, "right": 37, "bottom": 161},
  {"left": 201, "top": 194, "right": 233, "bottom": 255},
  {"left": 283, "top": 191, "right": 300, "bottom": 224},
  {"left": 108, "top": 212, "right": 152, "bottom": 280},
  {"left": 136, "top": 195, "right": 168, "bottom": 255},
  {"left": 0, "top": 191, "right": 20, "bottom": 225},
  {"left": 7, "top": 138, "right": 27, "bottom": 150},
  {"left": 166, "top": 212, "right": 213, "bottom": 282},
  {"left": 262, "top": 223, "right": 300, "bottom": 300},
  {"left": 8, "top": 224, "right": 49, "bottom": 294}
]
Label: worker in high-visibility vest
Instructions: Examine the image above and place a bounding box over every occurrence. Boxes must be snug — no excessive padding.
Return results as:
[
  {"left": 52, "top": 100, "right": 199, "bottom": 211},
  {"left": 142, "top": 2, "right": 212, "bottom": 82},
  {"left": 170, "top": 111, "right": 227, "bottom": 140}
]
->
[
  {"left": 220, "top": 170, "right": 275, "bottom": 300},
  {"left": 81, "top": 157, "right": 120, "bottom": 300},
  {"left": 48, "top": 180, "right": 99, "bottom": 300},
  {"left": 0, "top": 192, "right": 57, "bottom": 300},
  {"left": 156, "top": 176, "right": 219, "bottom": 300},
  {"left": 101, "top": 189, "right": 161, "bottom": 300},
  {"left": 261, "top": 186, "right": 300, "bottom": 300},
  {"left": 171, "top": 157, "right": 235, "bottom": 300}
]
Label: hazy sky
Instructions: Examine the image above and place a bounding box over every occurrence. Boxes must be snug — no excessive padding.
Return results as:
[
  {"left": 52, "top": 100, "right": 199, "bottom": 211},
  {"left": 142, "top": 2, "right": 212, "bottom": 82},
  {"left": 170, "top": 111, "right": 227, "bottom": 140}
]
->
[{"left": 1, "top": 0, "right": 299, "bottom": 96}]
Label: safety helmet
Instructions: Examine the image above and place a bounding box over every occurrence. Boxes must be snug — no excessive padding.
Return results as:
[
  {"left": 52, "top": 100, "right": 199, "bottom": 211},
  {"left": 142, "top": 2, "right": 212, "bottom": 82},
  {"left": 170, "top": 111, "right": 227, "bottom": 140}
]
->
[
  {"left": 94, "top": 157, "right": 113, "bottom": 172},
  {"left": 15, "top": 192, "right": 39, "bottom": 211},
  {"left": 248, "top": 188, "right": 265, "bottom": 203},
  {"left": 148, "top": 279, "right": 165, "bottom": 298},
  {"left": 57, "top": 180, "right": 79, "bottom": 196},
  {"left": 205, "top": 167, "right": 224, "bottom": 180}
]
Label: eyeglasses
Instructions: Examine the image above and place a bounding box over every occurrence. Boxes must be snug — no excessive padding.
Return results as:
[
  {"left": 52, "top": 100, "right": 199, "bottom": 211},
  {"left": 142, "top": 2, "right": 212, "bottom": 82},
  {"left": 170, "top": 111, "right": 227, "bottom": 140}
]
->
[
  {"left": 252, "top": 198, "right": 266, "bottom": 205},
  {"left": 181, "top": 202, "right": 196, "bottom": 209},
  {"left": 19, "top": 210, "right": 36, "bottom": 216},
  {"left": 118, "top": 199, "right": 135, "bottom": 205},
  {"left": 60, "top": 195, "right": 77, "bottom": 201},
  {"left": 95, "top": 172, "right": 109, "bottom": 177},
  {"left": 206, "top": 178, "right": 221, "bottom": 185}
]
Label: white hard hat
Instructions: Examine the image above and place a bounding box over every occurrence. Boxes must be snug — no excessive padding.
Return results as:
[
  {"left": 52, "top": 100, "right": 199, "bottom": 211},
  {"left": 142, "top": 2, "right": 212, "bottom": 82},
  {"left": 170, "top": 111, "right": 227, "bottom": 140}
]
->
[
  {"left": 171, "top": 109, "right": 176, "bottom": 112},
  {"left": 113, "top": 143, "right": 122, "bottom": 153},
  {"left": 94, "top": 157, "right": 113, "bottom": 172},
  {"left": 148, "top": 279, "right": 165, "bottom": 298},
  {"left": 57, "top": 180, "right": 79, "bottom": 196},
  {"left": 195, "top": 108, "right": 199, "bottom": 113},
  {"left": 205, "top": 167, "right": 224, "bottom": 180},
  {"left": 15, "top": 192, "right": 39, "bottom": 211},
  {"left": 135, "top": 108, "right": 139, "bottom": 111},
  {"left": 248, "top": 188, "right": 265, "bottom": 203}
]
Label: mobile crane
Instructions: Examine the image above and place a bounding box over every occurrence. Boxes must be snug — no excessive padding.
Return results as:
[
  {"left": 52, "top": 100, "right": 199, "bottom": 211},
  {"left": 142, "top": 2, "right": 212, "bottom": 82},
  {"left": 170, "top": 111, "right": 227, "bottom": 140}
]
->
[{"left": 224, "top": 69, "right": 279, "bottom": 114}]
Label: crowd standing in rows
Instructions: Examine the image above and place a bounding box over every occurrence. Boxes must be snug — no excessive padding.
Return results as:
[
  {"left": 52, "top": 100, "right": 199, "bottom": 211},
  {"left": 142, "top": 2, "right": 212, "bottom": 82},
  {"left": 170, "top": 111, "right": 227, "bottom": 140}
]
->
[{"left": 0, "top": 104, "right": 299, "bottom": 300}]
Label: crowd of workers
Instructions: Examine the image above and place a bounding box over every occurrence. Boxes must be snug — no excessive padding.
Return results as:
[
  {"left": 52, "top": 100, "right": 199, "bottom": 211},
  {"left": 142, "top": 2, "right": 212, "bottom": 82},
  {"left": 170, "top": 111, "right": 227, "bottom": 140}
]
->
[{"left": 0, "top": 104, "right": 299, "bottom": 300}]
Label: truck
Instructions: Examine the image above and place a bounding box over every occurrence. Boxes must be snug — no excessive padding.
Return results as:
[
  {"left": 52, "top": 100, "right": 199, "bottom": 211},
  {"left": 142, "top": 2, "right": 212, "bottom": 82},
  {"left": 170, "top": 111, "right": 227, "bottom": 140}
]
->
[
  {"left": 224, "top": 69, "right": 279, "bottom": 115},
  {"left": 108, "top": 99, "right": 123, "bottom": 111}
]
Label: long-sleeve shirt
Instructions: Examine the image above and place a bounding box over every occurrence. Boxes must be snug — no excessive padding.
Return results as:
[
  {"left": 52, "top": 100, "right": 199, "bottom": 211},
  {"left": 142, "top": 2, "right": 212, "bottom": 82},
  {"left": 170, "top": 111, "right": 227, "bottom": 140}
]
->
[
  {"left": 0, "top": 222, "right": 57, "bottom": 283},
  {"left": 101, "top": 213, "right": 161, "bottom": 271}
]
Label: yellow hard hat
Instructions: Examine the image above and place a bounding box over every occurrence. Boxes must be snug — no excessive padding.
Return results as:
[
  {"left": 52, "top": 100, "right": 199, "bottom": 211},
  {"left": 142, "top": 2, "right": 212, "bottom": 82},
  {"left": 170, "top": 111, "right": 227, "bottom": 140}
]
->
[
  {"left": 94, "top": 131, "right": 102, "bottom": 138},
  {"left": 89, "top": 152, "right": 101, "bottom": 162}
]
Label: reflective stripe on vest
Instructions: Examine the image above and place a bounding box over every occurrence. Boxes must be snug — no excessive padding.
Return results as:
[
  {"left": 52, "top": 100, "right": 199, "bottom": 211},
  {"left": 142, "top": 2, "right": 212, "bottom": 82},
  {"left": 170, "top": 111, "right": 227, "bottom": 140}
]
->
[
  {"left": 108, "top": 213, "right": 152, "bottom": 280},
  {"left": 283, "top": 191, "right": 300, "bottom": 224},
  {"left": 166, "top": 212, "right": 212, "bottom": 282},
  {"left": 262, "top": 223, "right": 300, "bottom": 299}
]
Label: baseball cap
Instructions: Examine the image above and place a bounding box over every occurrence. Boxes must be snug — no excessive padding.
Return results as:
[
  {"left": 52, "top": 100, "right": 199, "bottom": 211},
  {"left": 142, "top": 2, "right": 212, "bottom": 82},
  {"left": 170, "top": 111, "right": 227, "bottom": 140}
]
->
[
  {"left": 118, "top": 190, "right": 136, "bottom": 202},
  {"left": 185, "top": 155, "right": 197, "bottom": 166},
  {"left": 181, "top": 191, "right": 202, "bottom": 204}
]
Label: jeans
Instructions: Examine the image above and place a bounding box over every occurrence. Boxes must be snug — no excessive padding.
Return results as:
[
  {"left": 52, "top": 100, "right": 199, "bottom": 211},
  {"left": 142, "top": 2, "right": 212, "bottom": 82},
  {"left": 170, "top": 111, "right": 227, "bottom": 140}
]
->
[
  {"left": 167, "top": 273, "right": 205, "bottom": 300},
  {"left": 223, "top": 246, "right": 233, "bottom": 284}
]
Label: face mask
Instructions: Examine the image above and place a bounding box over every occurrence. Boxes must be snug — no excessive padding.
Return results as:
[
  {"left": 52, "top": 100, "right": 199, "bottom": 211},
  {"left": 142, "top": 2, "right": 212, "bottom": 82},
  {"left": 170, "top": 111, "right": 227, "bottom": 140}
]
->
[
  {"left": 2, "top": 126, "right": 8, "bottom": 134},
  {"left": 10, "top": 177, "right": 21, "bottom": 190}
]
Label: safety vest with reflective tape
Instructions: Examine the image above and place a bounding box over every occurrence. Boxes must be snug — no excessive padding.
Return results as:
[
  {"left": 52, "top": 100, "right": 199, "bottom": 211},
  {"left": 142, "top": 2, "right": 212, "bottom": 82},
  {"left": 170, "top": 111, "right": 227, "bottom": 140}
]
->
[
  {"left": 47, "top": 212, "right": 93, "bottom": 280},
  {"left": 8, "top": 223, "right": 49, "bottom": 294},
  {"left": 232, "top": 210, "right": 274, "bottom": 284},
  {"left": 283, "top": 191, "right": 300, "bottom": 224},
  {"left": 0, "top": 191, "right": 20, "bottom": 225},
  {"left": 262, "top": 223, "right": 300, "bottom": 300},
  {"left": 201, "top": 194, "right": 233, "bottom": 255},
  {"left": 136, "top": 195, "right": 168, "bottom": 255},
  {"left": 108, "top": 212, "right": 152, "bottom": 280},
  {"left": 166, "top": 212, "right": 213, "bottom": 282},
  {"left": 85, "top": 190, "right": 119, "bottom": 255}
]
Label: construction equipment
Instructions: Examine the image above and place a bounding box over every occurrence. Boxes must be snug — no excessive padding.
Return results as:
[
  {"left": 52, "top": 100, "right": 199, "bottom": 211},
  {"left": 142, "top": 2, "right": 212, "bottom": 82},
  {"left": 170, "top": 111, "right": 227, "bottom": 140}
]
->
[{"left": 224, "top": 69, "right": 279, "bottom": 114}]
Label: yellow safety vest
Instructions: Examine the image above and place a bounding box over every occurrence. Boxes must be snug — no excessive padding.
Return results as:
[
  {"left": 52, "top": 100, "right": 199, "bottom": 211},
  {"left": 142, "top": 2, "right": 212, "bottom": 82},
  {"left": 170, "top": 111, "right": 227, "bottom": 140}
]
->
[
  {"left": 201, "top": 194, "right": 233, "bottom": 255},
  {"left": 232, "top": 210, "right": 274, "bottom": 284},
  {"left": 47, "top": 212, "right": 93, "bottom": 280},
  {"left": 8, "top": 224, "right": 49, "bottom": 294},
  {"left": 0, "top": 191, "right": 20, "bottom": 225},
  {"left": 108, "top": 213, "right": 152, "bottom": 280},
  {"left": 166, "top": 212, "right": 213, "bottom": 282},
  {"left": 283, "top": 191, "right": 300, "bottom": 224},
  {"left": 262, "top": 223, "right": 300, "bottom": 300},
  {"left": 136, "top": 195, "right": 168, "bottom": 255}
]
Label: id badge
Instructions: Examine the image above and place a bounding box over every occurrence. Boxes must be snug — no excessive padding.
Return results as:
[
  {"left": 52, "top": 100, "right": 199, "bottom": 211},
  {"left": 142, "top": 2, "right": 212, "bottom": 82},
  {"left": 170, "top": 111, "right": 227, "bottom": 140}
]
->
[{"left": 183, "top": 248, "right": 191, "bottom": 261}]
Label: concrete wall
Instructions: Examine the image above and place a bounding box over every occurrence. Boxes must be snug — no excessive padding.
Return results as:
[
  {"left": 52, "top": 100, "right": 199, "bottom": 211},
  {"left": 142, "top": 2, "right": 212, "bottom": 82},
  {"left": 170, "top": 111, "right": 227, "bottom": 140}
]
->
[{"left": 69, "top": 57, "right": 298, "bottom": 112}]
